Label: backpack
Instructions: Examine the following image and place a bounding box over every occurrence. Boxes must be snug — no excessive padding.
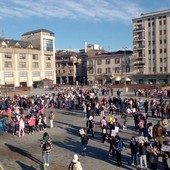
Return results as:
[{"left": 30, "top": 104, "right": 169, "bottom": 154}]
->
[
  {"left": 68, "top": 162, "right": 75, "bottom": 170},
  {"left": 44, "top": 141, "right": 51, "bottom": 150}
]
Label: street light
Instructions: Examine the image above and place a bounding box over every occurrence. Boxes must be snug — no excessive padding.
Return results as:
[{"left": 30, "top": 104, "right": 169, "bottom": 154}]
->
[{"left": 121, "top": 47, "right": 127, "bottom": 84}]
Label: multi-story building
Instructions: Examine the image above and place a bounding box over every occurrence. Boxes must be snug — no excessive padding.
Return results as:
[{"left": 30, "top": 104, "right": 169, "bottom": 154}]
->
[
  {"left": 55, "top": 50, "right": 81, "bottom": 85},
  {"left": 0, "top": 29, "right": 56, "bottom": 87},
  {"left": 86, "top": 49, "right": 133, "bottom": 85},
  {"left": 133, "top": 9, "right": 170, "bottom": 84}
]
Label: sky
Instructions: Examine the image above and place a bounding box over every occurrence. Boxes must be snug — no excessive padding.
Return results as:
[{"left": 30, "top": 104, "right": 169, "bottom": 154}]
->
[{"left": 0, "top": 0, "right": 170, "bottom": 51}]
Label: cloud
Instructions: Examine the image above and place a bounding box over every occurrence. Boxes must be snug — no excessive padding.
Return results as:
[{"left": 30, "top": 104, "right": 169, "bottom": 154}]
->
[{"left": 1, "top": 0, "right": 143, "bottom": 22}]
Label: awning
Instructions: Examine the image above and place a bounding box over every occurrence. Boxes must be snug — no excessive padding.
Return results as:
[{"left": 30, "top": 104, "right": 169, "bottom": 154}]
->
[
  {"left": 125, "top": 77, "right": 131, "bottom": 81},
  {"left": 115, "top": 76, "right": 121, "bottom": 81}
]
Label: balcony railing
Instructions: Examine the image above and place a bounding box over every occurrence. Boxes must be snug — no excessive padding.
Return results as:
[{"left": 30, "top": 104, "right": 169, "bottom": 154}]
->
[{"left": 134, "top": 63, "right": 145, "bottom": 67}]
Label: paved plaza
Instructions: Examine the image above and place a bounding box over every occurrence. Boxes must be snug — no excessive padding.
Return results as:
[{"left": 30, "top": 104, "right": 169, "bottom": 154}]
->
[{"left": 0, "top": 89, "right": 168, "bottom": 170}]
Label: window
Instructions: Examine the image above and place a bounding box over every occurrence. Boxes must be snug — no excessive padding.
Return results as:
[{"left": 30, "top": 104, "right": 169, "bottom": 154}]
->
[
  {"left": 4, "top": 72, "right": 13, "bottom": 78},
  {"left": 32, "top": 62, "right": 39, "bottom": 68},
  {"left": 45, "top": 71, "right": 52, "bottom": 76},
  {"left": 164, "top": 30, "right": 166, "bottom": 35},
  {"left": 125, "top": 58, "right": 130, "bottom": 64},
  {"left": 164, "top": 67, "right": 167, "bottom": 72},
  {"left": 160, "top": 40, "right": 162, "bottom": 44},
  {"left": 97, "top": 59, "right": 102, "bottom": 65},
  {"left": 160, "top": 58, "right": 162, "bottom": 62},
  {"left": 164, "top": 20, "right": 166, "bottom": 25},
  {"left": 46, "top": 63, "right": 51, "bottom": 68},
  {"left": 20, "top": 72, "right": 27, "bottom": 77},
  {"left": 32, "top": 54, "right": 38, "bottom": 60},
  {"left": 159, "top": 21, "right": 162, "bottom": 25},
  {"left": 164, "top": 39, "right": 166, "bottom": 44},
  {"left": 19, "top": 54, "right": 26, "bottom": 59},
  {"left": 115, "top": 58, "right": 120, "bottom": 64},
  {"left": 152, "top": 50, "right": 155, "bottom": 54},
  {"left": 32, "top": 71, "right": 40, "bottom": 77},
  {"left": 5, "top": 61, "right": 12, "bottom": 68},
  {"left": 164, "top": 58, "right": 167, "bottom": 62},
  {"left": 89, "top": 60, "right": 93, "bottom": 67},
  {"left": 88, "top": 69, "right": 93, "bottom": 74},
  {"left": 97, "top": 68, "right": 102, "bottom": 74},
  {"left": 58, "top": 70, "right": 60, "bottom": 74},
  {"left": 160, "top": 30, "right": 162, "bottom": 35},
  {"left": 149, "top": 50, "right": 151, "bottom": 54},
  {"left": 152, "top": 22, "right": 154, "bottom": 26},
  {"left": 43, "top": 39, "right": 53, "bottom": 51},
  {"left": 106, "top": 59, "right": 110, "bottom": 65},
  {"left": 148, "top": 23, "right": 151, "bottom": 27},
  {"left": 115, "top": 67, "right": 120, "bottom": 73},
  {"left": 19, "top": 62, "right": 26, "bottom": 68},
  {"left": 46, "top": 55, "right": 51, "bottom": 60},
  {"left": 5, "top": 53, "right": 12, "bottom": 59},
  {"left": 160, "top": 67, "right": 163, "bottom": 72},
  {"left": 106, "top": 67, "right": 111, "bottom": 74},
  {"left": 126, "top": 66, "right": 130, "bottom": 73},
  {"left": 160, "top": 49, "right": 162, "bottom": 53},
  {"left": 164, "top": 49, "right": 166, "bottom": 53}
]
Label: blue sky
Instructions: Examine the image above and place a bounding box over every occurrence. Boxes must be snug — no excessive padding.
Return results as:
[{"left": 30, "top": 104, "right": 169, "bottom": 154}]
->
[{"left": 0, "top": 0, "right": 170, "bottom": 51}]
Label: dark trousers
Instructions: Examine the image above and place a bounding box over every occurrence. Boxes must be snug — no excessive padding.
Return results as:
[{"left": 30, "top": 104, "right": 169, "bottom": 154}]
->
[
  {"left": 116, "top": 151, "right": 122, "bottom": 165},
  {"left": 150, "top": 163, "right": 157, "bottom": 170},
  {"left": 28, "top": 126, "right": 33, "bottom": 133}
]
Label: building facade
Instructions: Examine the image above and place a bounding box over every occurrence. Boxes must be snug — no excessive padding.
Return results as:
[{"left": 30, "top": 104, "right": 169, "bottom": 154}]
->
[
  {"left": 55, "top": 50, "right": 81, "bottom": 85},
  {"left": 0, "top": 29, "right": 56, "bottom": 87},
  {"left": 86, "top": 50, "right": 134, "bottom": 85},
  {"left": 133, "top": 9, "right": 170, "bottom": 84}
]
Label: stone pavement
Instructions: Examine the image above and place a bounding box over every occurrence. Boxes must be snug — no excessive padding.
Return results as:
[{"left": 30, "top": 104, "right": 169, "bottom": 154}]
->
[{"left": 0, "top": 90, "right": 168, "bottom": 170}]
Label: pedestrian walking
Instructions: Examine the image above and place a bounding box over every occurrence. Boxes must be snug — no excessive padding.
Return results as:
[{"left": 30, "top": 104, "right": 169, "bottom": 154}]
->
[
  {"left": 80, "top": 130, "right": 89, "bottom": 156},
  {"left": 68, "top": 154, "right": 83, "bottom": 170},
  {"left": 40, "top": 132, "right": 52, "bottom": 167}
]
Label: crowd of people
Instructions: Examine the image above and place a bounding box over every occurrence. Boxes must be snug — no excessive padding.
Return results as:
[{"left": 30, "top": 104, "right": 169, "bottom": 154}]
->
[{"left": 0, "top": 86, "right": 170, "bottom": 170}]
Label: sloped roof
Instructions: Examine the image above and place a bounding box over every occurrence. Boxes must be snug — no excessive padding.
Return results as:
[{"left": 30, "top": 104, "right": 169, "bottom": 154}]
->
[
  {"left": 22, "top": 29, "right": 54, "bottom": 36},
  {"left": 0, "top": 38, "right": 34, "bottom": 49}
]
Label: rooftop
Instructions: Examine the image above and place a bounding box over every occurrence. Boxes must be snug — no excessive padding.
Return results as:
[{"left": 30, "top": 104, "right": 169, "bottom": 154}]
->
[{"left": 22, "top": 29, "right": 54, "bottom": 36}]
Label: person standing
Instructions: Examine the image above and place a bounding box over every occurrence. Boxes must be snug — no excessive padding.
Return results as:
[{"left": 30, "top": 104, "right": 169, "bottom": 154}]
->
[
  {"left": 27, "top": 115, "right": 35, "bottom": 135},
  {"left": 100, "top": 116, "right": 108, "bottom": 143},
  {"left": 149, "top": 146, "right": 158, "bottom": 170},
  {"left": 87, "top": 116, "right": 95, "bottom": 137},
  {"left": 18, "top": 117, "right": 25, "bottom": 137},
  {"left": 114, "top": 135, "right": 125, "bottom": 167},
  {"left": 130, "top": 136, "right": 139, "bottom": 166},
  {"left": 138, "top": 138, "right": 148, "bottom": 170},
  {"left": 40, "top": 132, "right": 52, "bottom": 167},
  {"left": 80, "top": 130, "right": 89, "bottom": 156},
  {"left": 48, "top": 111, "right": 54, "bottom": 128},
  {"left": 68, "top": 154, "right": 83, "bottom": 170}
]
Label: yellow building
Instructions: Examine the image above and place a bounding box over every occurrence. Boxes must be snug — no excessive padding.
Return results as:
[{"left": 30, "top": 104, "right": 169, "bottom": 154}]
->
[{"left": 0, "top": 29, "right": 56, "bottom": 87}]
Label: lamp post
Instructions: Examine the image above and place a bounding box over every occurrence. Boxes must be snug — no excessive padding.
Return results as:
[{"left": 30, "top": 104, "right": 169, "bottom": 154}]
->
[{"left": 122, "top": 47, "right": 127, "bottom": 84}]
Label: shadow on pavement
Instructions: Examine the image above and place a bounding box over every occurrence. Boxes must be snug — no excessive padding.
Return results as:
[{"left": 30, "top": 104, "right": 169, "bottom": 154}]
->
[
  {"left": 53, "top": 136, "right": 134, "bottom": 170},
  {"left": 16, "top": 161, "right": 37, "bottom": 170},
  {"left": 5, "top": 143, "right": 42, "bottom": 165}
]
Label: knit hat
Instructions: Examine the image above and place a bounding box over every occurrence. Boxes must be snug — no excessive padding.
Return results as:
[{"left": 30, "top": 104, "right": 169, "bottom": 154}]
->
[{"left": 73, "top": 154, "right": 79, "bottom": 161}]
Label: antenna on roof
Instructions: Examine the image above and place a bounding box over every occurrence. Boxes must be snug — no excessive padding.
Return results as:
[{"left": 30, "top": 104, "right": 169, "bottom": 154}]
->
[{"left": 1, "top": 29, "right": 5, "bottom": 39}]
